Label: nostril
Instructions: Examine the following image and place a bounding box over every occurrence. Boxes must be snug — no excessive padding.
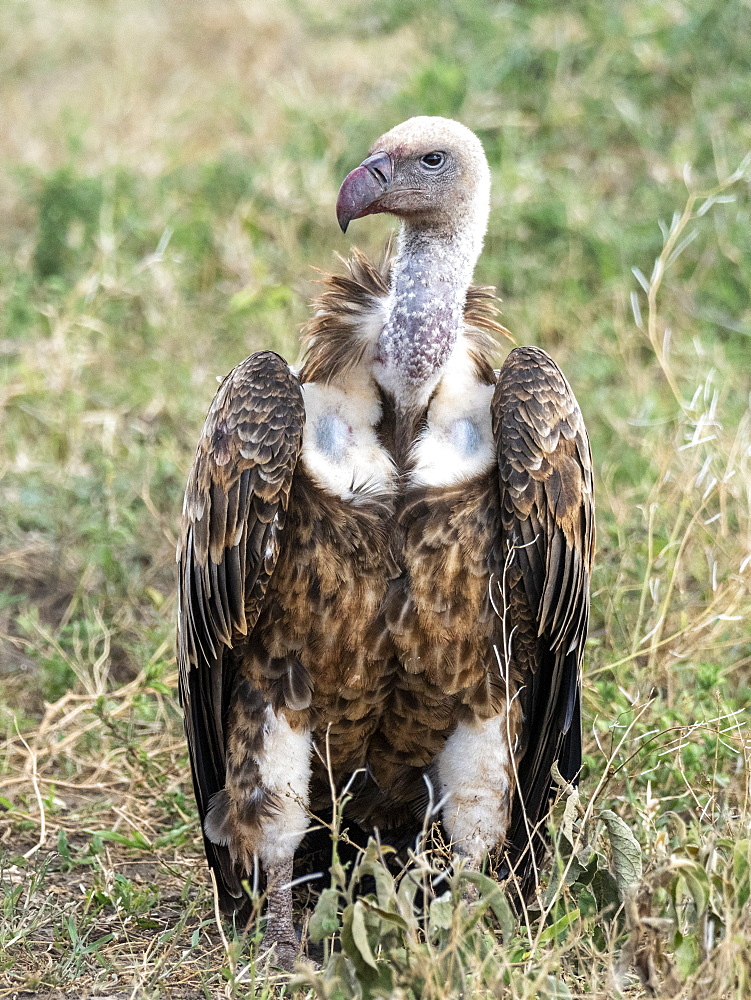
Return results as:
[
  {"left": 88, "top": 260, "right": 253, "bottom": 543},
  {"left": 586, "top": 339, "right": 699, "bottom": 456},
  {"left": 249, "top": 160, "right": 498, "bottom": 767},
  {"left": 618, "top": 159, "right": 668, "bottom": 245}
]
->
[
  {"left": 361, "top": 152, "right": 392, "bottom": 189},
  {"left": 369, "top": 165, "right": 388, "bottom": 187}
]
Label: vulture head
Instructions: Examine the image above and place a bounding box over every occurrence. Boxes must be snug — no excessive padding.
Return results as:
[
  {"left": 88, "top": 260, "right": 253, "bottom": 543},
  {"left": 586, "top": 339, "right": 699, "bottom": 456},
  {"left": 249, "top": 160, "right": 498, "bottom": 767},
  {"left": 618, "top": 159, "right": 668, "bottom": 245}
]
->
[
  {"left": 336, "top": 117, "right": 492, "bottom": 405},
  {"left": 336, "top": 116, "right": 490, "bottom": 246}
]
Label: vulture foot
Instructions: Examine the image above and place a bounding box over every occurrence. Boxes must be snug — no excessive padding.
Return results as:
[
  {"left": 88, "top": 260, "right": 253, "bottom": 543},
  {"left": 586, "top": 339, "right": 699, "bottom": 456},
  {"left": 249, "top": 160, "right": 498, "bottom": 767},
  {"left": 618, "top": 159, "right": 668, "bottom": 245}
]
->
[
  {"left": 259, "top": 858, "right": 299, "bottom": 973},
  {"left": 460, "top": 878, "right": 480, "bottom": 906},
  {"left": 454, "top": 851, "right": 482, "bottom": 905},
  {"left": 260, "top": 937, "right": 300, "bottom": 973}
]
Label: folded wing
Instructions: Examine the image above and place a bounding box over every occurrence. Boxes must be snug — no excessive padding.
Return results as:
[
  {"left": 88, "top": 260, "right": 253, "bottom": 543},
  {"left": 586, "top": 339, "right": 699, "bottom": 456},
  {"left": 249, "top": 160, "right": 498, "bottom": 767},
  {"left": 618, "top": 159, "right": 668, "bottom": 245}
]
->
[
  {"left": 492, "top": 346, "right": 595, "bottom": 893},
  {"left": 176, "top": 351, "right": 304, "bottom": 911}
]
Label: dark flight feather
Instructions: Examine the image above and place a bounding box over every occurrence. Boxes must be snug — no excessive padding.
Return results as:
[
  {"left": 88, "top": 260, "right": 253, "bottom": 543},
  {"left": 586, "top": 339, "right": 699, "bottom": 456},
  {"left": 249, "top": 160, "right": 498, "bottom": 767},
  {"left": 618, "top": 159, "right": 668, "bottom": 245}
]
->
[{"left": 492, "top": 346, "right": 595, "bottom": 892}]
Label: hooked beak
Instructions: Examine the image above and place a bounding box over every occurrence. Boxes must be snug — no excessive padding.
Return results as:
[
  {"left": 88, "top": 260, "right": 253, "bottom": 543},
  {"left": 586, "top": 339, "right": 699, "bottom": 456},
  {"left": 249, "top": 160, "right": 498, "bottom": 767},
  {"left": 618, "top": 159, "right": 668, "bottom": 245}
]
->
[{"left": 336, "top": 151, "right": 393, "bottom": 233}]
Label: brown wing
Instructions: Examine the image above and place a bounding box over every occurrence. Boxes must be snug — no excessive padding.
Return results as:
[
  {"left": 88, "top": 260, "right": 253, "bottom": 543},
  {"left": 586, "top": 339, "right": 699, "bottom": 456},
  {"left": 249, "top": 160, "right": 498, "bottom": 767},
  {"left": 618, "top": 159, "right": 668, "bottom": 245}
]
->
[
  {"left": 177, "top": 351, "right": 304, "bottom": 911},
  {"left": 492, "top": 346, "right": 595, "bottom": 893}
]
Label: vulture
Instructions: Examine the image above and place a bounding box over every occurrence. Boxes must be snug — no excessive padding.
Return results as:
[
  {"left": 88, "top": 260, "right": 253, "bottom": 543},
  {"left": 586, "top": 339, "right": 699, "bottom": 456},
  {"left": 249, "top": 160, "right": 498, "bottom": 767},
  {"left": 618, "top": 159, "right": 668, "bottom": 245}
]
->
[{"left": 177, "top": 116, "right": 594, "bottom": 968}]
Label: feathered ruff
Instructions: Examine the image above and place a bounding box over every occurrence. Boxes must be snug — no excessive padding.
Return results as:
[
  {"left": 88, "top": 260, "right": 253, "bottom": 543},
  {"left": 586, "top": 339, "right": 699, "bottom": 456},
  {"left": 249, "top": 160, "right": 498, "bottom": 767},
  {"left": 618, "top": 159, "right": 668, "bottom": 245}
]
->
[{"left": 298, "top": 244, "right": 514, "bottom": 387}]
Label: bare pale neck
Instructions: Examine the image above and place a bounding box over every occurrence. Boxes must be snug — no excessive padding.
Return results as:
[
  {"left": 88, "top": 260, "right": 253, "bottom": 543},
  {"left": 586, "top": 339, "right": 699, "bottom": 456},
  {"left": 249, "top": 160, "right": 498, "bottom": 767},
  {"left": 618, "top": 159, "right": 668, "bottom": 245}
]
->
[{"left": 373, "top": 219, "right": 484, "bottom": 409}]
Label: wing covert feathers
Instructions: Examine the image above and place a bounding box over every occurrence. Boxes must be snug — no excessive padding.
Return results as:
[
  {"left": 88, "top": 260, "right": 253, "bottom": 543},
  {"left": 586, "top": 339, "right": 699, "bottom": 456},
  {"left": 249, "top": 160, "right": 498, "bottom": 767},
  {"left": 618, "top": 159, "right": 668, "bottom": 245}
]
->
[
  {"left": 492, "top": 346, "right": 594, "bottom": 891},
  {"left": 176, "top": 350, "right": 304, "bottom": 909}
]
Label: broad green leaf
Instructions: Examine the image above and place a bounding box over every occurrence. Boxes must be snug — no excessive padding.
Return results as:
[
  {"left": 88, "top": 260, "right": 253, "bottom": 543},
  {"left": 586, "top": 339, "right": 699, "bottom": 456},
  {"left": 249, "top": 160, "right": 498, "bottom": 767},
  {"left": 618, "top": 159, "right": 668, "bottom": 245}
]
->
[
  {"left": 538, "top": 908, "right": 580, "bottom": 944},
  {"left": 680, "top": 863, "right": 709, "bottom": 917},
  {"left": 309, "top": 886, "right": 340, "bottom": 943},
  {"left": 459, "top": 870, "right": 516, "bottom": 940},
  {"left": 733, "top": 839, "right": 750, "bottom": 907},
  {"left": 330, "top": 859, "right": 348, "bottom": 891},
  {"left": 361, "top": 901, "right": 409, "bottom": 931},
  {"left": 543, "top": 975, "right": 572, "bottom": 999},
  {"left": 356, "top": 841, "right": 396, "bottom": 910},
  {"left": 552, "top": 767, "right": 581, "bottom": 846},
  {"left": 428, "top": 891, "right": 454, "bottom": 934},
  {"left": 397, "top": 869, "right": 420, "bottom": 920},
  {"left": 340, "top": 903, "right": 374, "bottom": 982},
  {"left": 674, "top": 931, "right": 701, "bottom": 979},
  {"left": 575, "top": 847, "right": 600, "bottom": 887},
  {"left": 350, "top": 900, "right": 378, "bottom": 969},
  {"left": 543, "top": 856, "right": 584, "bottom": 907},
  {"left": 591, "top": 868, "right": 620, "bottom": 916},
  {"left": 600, "top": 809, "right": 642, "bottom": 896}
]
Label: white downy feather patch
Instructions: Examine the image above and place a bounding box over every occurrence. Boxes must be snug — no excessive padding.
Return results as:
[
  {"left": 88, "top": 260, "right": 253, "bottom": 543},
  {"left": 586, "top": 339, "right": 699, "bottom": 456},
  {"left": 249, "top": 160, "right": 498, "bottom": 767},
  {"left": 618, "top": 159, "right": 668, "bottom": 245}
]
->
[
  {"left": 301, "top": 371, "right": 396, "bottom": 501},
  {"left": 262, "top": 511, "right": 281, "bottom": 561},
  {"left": 437, "top": 710, "right": 513, "bottom": 862},
  {"left": 256, "top": 707, "right": 312, "bottom": 867},
  {"left": 410, "top": 336, "right": 495, "bottom": 488}
]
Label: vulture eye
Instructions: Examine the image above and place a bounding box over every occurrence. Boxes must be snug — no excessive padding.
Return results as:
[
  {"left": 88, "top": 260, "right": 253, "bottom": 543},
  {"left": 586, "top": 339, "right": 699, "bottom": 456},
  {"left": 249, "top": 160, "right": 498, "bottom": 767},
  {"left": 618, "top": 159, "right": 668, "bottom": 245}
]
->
[{"left": 420, "top": 151, "right": 446, "bottom": 171}]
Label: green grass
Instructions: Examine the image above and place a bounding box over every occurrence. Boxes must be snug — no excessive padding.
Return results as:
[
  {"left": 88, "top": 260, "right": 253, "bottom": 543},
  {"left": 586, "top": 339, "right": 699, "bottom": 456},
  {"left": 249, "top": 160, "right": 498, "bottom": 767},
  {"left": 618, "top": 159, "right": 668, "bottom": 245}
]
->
[{"left": 1, "top": 0, "right": 750, "bottom": 996}]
